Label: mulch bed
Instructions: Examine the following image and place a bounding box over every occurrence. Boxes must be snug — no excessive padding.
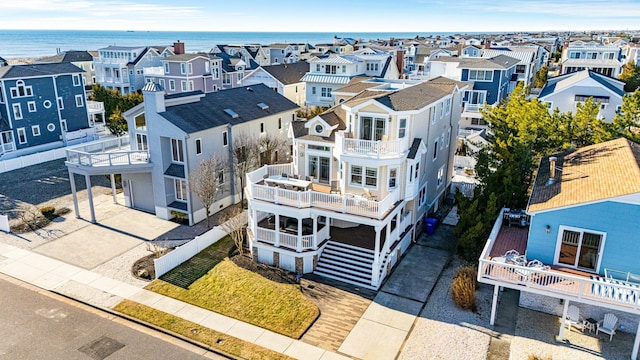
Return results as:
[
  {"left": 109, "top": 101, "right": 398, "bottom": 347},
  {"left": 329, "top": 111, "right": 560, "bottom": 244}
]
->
[
  {"left": 229, "top": 252, "right": 298, "bottom": 285},
  {"left": 132, "top": 253, "right": 157, "bottom": 281}
]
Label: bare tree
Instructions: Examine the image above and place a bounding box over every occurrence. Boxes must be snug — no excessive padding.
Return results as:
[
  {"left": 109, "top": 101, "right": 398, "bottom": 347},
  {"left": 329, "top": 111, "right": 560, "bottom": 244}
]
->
[
  {"left": 189, "top": 155, "right": 223, "bottom": 229},
  {"left": 231, "top": 132, "right": 259, "bottom": 206},
  {"left": 259, "top": 133, "right": 288, "bottom": 166},
  {"left": 219, "top": 209, "right": 247, "bottom": 255}
]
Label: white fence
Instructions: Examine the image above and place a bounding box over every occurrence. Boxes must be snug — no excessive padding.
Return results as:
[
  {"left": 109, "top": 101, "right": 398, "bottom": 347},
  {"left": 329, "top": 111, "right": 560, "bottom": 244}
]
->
[
  {"left": 153, "top": 226, "right": 228, "bottom": 278},
  {"left": 0, "top": 148, "right": 68, "bottom": 173}
]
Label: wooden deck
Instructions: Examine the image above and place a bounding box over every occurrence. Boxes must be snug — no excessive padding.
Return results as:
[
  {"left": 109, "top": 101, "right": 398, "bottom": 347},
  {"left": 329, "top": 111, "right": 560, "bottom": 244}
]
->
[{"left": 488, "top": 224, "right": 529, "bottom": 258}]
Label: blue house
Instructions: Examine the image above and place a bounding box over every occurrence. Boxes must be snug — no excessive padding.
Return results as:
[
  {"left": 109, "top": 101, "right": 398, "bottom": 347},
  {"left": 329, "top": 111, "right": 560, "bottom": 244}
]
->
[
  {"left": 0, "top": 63, "right": 94, "bottom": 158},
  {"left": 459, "top": 54, "right": 519, "bottom": 108},
  {"left": 478, "top": 138, "right": 640, "bottom": 359}
]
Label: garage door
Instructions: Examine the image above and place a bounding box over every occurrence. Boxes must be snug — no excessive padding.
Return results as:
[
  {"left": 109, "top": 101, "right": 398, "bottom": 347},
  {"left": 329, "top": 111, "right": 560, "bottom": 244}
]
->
[{"left": 129, "top": 179, "right": 155, "bottom": 213}]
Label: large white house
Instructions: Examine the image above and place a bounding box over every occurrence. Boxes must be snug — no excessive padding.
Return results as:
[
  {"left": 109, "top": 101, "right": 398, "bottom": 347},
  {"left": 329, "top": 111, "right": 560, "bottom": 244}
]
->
[{"left": 245, "top": 77, "right": 469, "bottom": 289}]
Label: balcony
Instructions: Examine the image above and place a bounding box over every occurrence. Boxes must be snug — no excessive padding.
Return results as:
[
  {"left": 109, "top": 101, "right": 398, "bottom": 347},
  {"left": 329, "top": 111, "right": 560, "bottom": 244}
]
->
[
  {"left": 478, "top": 208, "right": 640, "bottom": 315},
  {"left": 335, "top": 131, "right": 409, "bottom": 159},
  {"left": 461, "top": 103, "right": 484, "bottom": 119},
  {"left": 143, "top": 66, "right": 165, "bottom": 77},
  {"left": 65, "top": 137, "right": 152, "bottom": 175},
  {"left": 248, "top": 214, "right": 331, "bottom": 253},
  {"left": 246, "top": 164, "right": 400, "bottom": 220},
  {"left": 86, "top": 101, "right": 104, "bottom": 115}
]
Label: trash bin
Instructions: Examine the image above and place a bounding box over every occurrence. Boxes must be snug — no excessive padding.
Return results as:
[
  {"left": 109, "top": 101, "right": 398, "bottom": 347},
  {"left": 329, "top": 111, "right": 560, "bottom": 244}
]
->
[{"left": 424, "top": 217, "right": 438, "bottom": 235}]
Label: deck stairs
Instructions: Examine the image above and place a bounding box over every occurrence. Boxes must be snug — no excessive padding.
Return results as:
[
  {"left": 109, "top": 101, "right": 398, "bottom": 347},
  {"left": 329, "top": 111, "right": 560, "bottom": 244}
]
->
[{"left": 314, "top": 241, "right": 388, "bottom": 290}]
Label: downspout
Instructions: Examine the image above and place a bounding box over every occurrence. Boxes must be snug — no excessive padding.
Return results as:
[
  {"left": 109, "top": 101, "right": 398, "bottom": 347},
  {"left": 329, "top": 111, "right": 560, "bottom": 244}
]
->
[
  {"left": 52, "top": 75, "right": 67, "bottom": 144},
  {"left": 183, "top": 135, "right": 193, "bottom": 225},
  {"left": 227, "top": 123, "right": 236, "bottom": 204}
]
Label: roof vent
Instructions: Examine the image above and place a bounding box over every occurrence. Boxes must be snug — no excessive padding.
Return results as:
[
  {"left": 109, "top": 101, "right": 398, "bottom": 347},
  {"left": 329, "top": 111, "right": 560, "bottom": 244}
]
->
[
  {"left": 247, "top": 87, "right": 253, "bottom": 92},
  {"left": 224, "top": 108, "right": 239, "bottom": 118},
  {"left": 257, "top": 102, "right": 269, "bottom": 110},
  {"left": 546, "top": 156, "right": 557, "bottom": 186}
]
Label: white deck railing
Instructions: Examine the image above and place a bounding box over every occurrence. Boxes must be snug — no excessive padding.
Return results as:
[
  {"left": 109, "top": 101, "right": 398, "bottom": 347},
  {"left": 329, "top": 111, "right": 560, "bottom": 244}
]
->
[
  {"left": 253, "top": 227, "right": 316, "bottom": 252},
  {"left": 66, "top": 136, "right": 150, "bottom": 167},
  {"left": 86, "top": 101, "right": 104, "bottom": 114},
  {"left": 336, "top": 131, "right": 409, "bottom": 158}
]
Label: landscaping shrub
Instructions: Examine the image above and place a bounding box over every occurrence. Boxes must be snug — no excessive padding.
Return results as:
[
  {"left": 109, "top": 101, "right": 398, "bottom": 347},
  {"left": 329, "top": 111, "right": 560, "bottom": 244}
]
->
[
  {"left": 451, "top": 265, "right": 477, "bottom": 311},
  {"left": 39, "top": 206, "right": 56, "bottom": 219}
]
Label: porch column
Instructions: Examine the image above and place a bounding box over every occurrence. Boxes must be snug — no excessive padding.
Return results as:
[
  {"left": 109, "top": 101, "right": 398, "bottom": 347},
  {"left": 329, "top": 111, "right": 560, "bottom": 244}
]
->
[
  {"left": 110, "top": 174, "right": 117, "bottom": 204},
  {"left": 251, "top": 209, "right": 257, "bottom": 237},
  {"left": 385, "top": 219, "right": 392, "bottom": 254},
  {"left": 558, "top": 299, "right": 569, "bottom": 341},
  {"left": 632, "top": 321, "right": 640, "bottom": 360},
  {"left": 312, "top": 215, "right": 318, "bottom": 250},
  {"left": 296, "top": 218, "right": 303, "bottom": 252},
  {"left": 490, "top": 285, "right": 499, "bottom": 325},
  {"left": 371, "top": 226, "right": 382, "bottom": 287},
  {"left": 274, "top": 214, "right": 281, "bottom": 247},
  {"left": 85, "top": 175, "right": 96, "bottom": 223},
  {"left": 68, "top": 170, "right": 80, "bottom": 219}
]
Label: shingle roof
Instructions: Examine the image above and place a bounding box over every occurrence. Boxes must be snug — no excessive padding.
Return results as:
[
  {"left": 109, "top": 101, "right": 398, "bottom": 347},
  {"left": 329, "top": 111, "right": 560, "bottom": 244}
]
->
[
  {"left": 333, "top": 77, "right": 376, "bottom": 93},
  {"left": 38, "top": 50, "right": 95, "bottom": 63},
  {"left": 373, "top": 80, "right": 461, "bottom": 111},
  {"left": 160, "top": 83, "right": 299, "bottom": 134},
  {"left": 458, "top": 55, "right": 521, "bottom": 69},
  {"left": 0, "top": 63, "right": 84, "bottom": 78},
  {"left": 538, "top": 69, "right": 626, "bottom": 98},
  {"left": 163, "top": 53, "right": 209, "bottom": 62},
  {"left": 261, "top": 62, "right": 309, "bottom": 85},
  {"left": 164, "top": 163, "right": 185, "bottom": 178},
  {"left": 527, "top": 138, "right": 640, "bottom": 213},
  {"left": 407, "top": 138, "right": 423, "bottom": 159}
]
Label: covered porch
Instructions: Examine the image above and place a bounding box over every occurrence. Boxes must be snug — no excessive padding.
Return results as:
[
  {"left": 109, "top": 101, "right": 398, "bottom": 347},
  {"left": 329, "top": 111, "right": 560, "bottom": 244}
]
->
[{"left": 479, "top": 208, "right": 640, "bottom": 360}]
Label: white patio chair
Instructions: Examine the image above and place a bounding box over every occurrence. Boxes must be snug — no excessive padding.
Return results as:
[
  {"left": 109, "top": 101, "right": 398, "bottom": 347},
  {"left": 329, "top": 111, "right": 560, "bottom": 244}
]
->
[
  {"left": 596, "top": 313, "right": 618, "bottom": 341},
  {"left": 565, "top": 305, "right": 584, "bottom": 332}
]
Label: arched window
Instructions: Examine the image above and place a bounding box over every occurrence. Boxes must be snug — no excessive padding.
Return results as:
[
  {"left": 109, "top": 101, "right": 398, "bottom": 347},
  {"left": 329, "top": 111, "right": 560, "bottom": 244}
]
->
[{"left": 10, "top": 80, "right": 33, "bottom": 98}]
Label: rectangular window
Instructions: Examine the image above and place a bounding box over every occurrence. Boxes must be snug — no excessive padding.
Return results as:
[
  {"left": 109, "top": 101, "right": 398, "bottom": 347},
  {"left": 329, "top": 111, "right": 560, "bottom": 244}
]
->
[
  {"left": 57, "top": 97, "right": 64, "bottom": 109},
  {"left": 433, "top": 141, "right": 438, "bottom": 159},
  {"left": 171, "top": 138, "right": 184, "bottom": 162},
  {"left": 31, "top": 125, "right": 40, "bottom": 136},
  {"left": 437, "top": 166, "right": 445, "bottom": 187},
  {"left": 187, "top": 63, "right": 193, "bottom": 75},
  {"left": 12, "top": 104, "right": 22, "bottom": 119},
  {"left": 445, "top": 128, "right": 451, "bottom": 148},
  {"left": 316, "top": 64, "right": 320, "bottom": 72},
  {"left": 175, "top": 180, "right": 187, "bottom": 201},
  {"left": 159, "top": 79, "right": 165, "bottom": 89},
  {"left": 556, "top": 226, "right": 604, "bottom": 271},
  {"left": 398, "top": 118, "right": 407, "bottom": 138},
  {"left": 72, "top": 74, "right": 81, "bottom": 86},
  {"left": 260, "top": 123, "right": 264, "bottom": 133},
  {"left": 218, "top": 171, "right": 224, "bottom": 185},
  {"left": 17, "top": 128, "right": 27, "bottom": 144},
  {"left": 223, "top": 74, "right": 231, "bottom": 85},
  {"left": 586, "top": 52, "right": 598, "bottom": 60},
  {"left": 431, "top": 110, "right": 436, "bottom": 124},
  {"left": 0, "top": 85, "right": 4, "bottom": 103},
  {"left": 312, "top": 87, "right": 316, "bottom": 95},
  {"left": 604, "top": 52, "right": 615, "bottom": 60},
  {"left": 136, "top": 133, "right": 148, "bottom": 151},
  {"left": 222, "top": 131, "right": 228, "bottom": 146},
  {"left": 350, "top": 165, "right": 362, "bottom": 185},
  {"left": 414, "top": 162, "right": 420, "bottom": 179},
  {"left": 180, "top": 63, "right": 186, "bottom": 74},
  {"left": 445, "top": 98, "right": 451, "bottom": 114},
  {"left": 365, "top": 167, "right": 377, "bottom": 187},
  {"left": 188, "top": 81, "right": 194, "bottom": 91},
  {"left": 169, "top": 80, "right": 175, "bottom": 91},
  {"left": 134, "top": 113, "right": 146, "bottom": 130},
  {"left": 75, "top": 94, "right": 84, "bottom": 107},
  {"left": 164, "top": 63, "right": 169, "bottom": 73},
  {"left": 60, "top": 119, "right": 67, "bottom": 132},
  {"left": 321, "top": 87, "right": 332, "bottom": 98},
  {"left": 195, "top": 138, "right": 202, "bottom": 155},
  {"left": 10, "top": 82, "right": 33, "bottom": 98},
  {"left": 389, "top": 168, "right": 397, "bottom": 188},
  {"left": 27, "top": 101, "right": 36, "bottom": 112},
  {"left": 181, "top": 81, "right": 187, "bottom": 92},
  {"left": 569, "top": 52, "right": 581, "bottom": 59},
  {"left": 278, "top": 118, "right": 282, "bottom": 129},
  {"left": 468, "top": 69, "right": 493, "bottom": 81}
]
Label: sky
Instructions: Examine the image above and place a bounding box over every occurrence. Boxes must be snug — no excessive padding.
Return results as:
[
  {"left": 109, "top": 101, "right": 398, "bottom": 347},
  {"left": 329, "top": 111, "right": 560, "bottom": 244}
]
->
[{"left": 0, "top": 0, "right": 638, "bottom": 33}]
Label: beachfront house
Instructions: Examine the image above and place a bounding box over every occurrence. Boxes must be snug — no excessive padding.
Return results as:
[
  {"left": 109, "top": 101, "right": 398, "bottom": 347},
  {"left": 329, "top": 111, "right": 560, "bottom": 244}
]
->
[
  {"left": 478, "top": 138, "right": 640, "bottom": 359},
  {"left": 560, "top": 41, "right": 623, "bottom": 77},
  {"left": 143, "top": 53, "right": 223, "bottom": 95},
  {"left": 0, "top": 63, "right": 98, "bottom": 159},
  {"left": 538, "top": 69, "right": 626, "bottom": 122},
  {"left": 245, "top": 77, "right": 469, "bottom": 289},
  {"left": 65, "top": 83, "right": 297, "bottom": 225},
  {"left": 37, "top": 50, "right": 98, "bottom": 89}
]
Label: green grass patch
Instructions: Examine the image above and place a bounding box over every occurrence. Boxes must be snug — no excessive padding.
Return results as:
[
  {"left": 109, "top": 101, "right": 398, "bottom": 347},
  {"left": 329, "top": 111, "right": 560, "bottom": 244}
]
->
[
  {"left": 146, "top": 236, "right": 319, "bottom": 338},
  {"left": 114, "top": 300, "right": 294, "bottom": 360}
]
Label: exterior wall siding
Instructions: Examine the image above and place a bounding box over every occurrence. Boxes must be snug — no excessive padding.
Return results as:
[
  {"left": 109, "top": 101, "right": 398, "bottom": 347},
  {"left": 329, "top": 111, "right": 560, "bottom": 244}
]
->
[{"left": 527, "top": 201, "right": 640, "bottom": 275}]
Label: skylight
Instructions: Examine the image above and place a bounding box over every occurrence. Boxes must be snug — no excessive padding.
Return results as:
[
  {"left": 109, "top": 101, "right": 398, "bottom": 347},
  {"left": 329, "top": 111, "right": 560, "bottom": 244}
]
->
[
  {"left": 224, "top": 108, "right": 239, "bottom": 118},
  {"left": 257, "top": 102, "right": 269, "bottom": 110}
]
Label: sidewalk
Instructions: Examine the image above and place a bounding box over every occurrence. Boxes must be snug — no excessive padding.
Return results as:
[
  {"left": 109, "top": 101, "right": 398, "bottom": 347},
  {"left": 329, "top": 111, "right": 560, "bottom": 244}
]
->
[{"left": 0, "top": 241, "right": 350, "bottom": 360}]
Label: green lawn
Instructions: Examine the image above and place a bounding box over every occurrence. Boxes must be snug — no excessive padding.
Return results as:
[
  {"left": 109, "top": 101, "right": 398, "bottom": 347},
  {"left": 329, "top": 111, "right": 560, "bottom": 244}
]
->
[
  {"left": 144, "top": 236, "right": 319, "bottom": 339},
  {"left": 114, "top": 300, "right": 295, "bottom": 360}
]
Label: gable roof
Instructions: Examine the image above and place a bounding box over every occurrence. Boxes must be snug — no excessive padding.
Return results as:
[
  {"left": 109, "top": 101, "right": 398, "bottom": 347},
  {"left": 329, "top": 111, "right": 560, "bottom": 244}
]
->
[
  {"left": 333, "top": 76, "right": 376, "bottom": 94},
  {"left": 38, "top": 50, "right": 95, "bottom": 63},
  {"left": 527, "top": 138, "right": 640, "bottom": 213},
  {"left": 159, "top": 83, "right": 299, "bottom": 134},
  {"left": 0, "top": 62, "right": 84, "bottom": 78},
  {"left": 260, "top": 62, "right": 309, "bottom": 85},
  {"left": 538, "top": 69, "right": 626, "bottom": 98}
]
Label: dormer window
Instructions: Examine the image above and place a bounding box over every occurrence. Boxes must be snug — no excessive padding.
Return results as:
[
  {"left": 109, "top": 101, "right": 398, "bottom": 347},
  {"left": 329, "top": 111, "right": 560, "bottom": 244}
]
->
[{"left": 315, "top": 124, "right": 323, "bottom": 134}]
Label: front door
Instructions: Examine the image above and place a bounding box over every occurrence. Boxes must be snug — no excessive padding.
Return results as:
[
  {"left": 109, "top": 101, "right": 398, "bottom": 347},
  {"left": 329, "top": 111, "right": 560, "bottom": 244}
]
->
[
  {"left": 557, "top": 227, "right": 604, "bottom": 271},
  {"left": 308, "top": 155, "right": 330, "bottom": 184},
  {"left": 360, "top": 117, "right": 386, "bottom": 141}
]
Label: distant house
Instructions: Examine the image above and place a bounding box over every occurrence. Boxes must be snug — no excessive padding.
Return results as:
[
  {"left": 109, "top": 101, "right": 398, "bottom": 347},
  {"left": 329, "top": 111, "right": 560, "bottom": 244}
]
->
[
  {"left": 538, "top": 69, "right": 626, "bottom": 122},
  {"left": 242, "top": 61, "right": 309, "bottom": 106},
  {"left": 302, "top": 50, "right": 400, "bottom": 107},
  {"left": 560, "top": 41, "right": 623, "bottom": 77},
  {"left": 0, "top": 63, "right": 96, "bottom": 158},
  {"left": 37, "top": 50, "right": 97, "bottom": 89},
  {"left": 0, "top": 56, "right": 8, "bottom": 67},
  {"left": 478, "top": 138, "right": 640, "bottom": 359},
  {"left": 482, "top": 45, "right": 544, "bottom": 86},
  {"left": 65, "top": 83, "right": 298, "bottom": 225},
  {"left": 143, "top": 53, "right": 223, "bottom": 95},
  {"left": 93, "top": 43, "right": 176, "bottom": 95}
]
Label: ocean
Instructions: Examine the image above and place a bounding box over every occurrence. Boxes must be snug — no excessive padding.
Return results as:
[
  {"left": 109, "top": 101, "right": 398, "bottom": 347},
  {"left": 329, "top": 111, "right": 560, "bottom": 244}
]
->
[{"left": 0, "top": 30, "right": 462, "bottom": 59}]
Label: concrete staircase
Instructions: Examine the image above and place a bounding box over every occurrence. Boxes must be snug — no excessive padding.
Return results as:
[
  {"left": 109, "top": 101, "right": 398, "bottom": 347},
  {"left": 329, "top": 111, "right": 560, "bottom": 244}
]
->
[{"left": 314, "top": 241, "right": 380, "bottom": 290}]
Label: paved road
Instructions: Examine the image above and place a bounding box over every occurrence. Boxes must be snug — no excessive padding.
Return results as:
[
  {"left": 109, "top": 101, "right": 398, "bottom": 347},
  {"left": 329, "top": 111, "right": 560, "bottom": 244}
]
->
[{"left": 0, "top": 276, "right": 222, "bottom": 360}]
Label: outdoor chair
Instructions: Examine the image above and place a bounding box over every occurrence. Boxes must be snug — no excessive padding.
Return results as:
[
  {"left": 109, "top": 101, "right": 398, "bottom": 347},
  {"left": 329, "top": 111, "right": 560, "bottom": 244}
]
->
[
  {"left": 291, "top": 174, "right": 299, "bottom": 179},
  {"left": 363, "top": 188, "right": 375, "bottom": 200},
  {"left": 305, "top": 176, "right": 311, "bottom": 181},
  {"left": 565, "top": 305, "right": 584, "bottom": 332},
  {"left": 596, "top": 313, "right": 618, "bottom": 341},
  {"left": 281, "top": 173, "right": 288, "bottom": 178}
]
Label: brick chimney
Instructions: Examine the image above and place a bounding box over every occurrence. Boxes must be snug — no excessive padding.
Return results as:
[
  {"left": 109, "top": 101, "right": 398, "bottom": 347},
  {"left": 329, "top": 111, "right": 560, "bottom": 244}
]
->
[
  {"left": 389, "top": 37, "right": 395, "bottom": 47},
  {"left": 173, "top": 41, "right": 185, "bottom": 55},
  {"left": 484, "top": 39, "right": 491, "bottom": 49},
  {"left": 396, "top": 49, "right": 404, "bottom": 76},
  {"left": 458, "top": 43, "right": 464, "bottom": 57}
]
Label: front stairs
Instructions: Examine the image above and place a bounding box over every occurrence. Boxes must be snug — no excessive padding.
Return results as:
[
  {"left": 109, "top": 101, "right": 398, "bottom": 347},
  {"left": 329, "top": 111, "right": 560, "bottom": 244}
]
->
[{"left": 314, "top": 241, "right": 387, "bottom": 290}]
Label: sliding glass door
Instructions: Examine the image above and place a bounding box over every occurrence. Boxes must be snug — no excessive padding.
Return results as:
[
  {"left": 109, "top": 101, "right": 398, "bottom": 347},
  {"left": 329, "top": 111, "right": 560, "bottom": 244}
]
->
[{"left": 557, "top": 227, "right": 604, "bottom": 271}]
